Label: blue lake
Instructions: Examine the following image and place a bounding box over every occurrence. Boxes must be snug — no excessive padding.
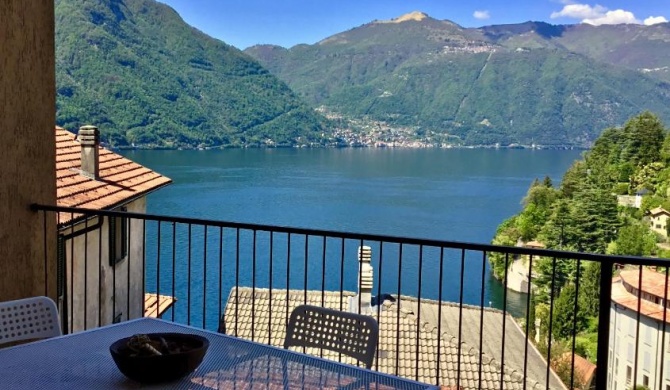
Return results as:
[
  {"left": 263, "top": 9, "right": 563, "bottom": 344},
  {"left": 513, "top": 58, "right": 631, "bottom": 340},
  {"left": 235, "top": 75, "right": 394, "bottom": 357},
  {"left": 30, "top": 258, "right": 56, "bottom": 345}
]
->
[{"left": 123, "top": 148, "right": 582, "bottom": 328}]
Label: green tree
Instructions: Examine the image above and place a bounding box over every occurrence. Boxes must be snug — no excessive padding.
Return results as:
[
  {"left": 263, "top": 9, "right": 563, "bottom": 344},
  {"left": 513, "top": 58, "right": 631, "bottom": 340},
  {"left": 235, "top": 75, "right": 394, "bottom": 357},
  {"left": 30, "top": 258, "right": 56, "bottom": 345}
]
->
[
  {"left": 578, "top": 261, "right": 601, "bottom": 318},
  {"left": 552, "top": 283, "right": 588, "bottom": 339},
  {"left": 622, "top": 111, "right": 666, "bottom": 167},
  {"left": 569, "top": 184, "right": 620, "bottom": 253},
  {"left": 612, "top": 222, "right": 657, "bottom": 256},
  {"left": 560, "top": 160, "right": 588, "bottom": 198},
  {"left": 489, "top": 216, "right": 521, "bottom": 280}
]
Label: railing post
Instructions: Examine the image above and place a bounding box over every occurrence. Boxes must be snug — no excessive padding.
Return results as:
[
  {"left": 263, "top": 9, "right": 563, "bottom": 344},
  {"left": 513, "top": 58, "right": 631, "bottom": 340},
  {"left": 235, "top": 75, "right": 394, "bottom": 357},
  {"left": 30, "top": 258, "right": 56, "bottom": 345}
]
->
[{"left": 595, "top": 260, "right": 613, "bottom": 390}]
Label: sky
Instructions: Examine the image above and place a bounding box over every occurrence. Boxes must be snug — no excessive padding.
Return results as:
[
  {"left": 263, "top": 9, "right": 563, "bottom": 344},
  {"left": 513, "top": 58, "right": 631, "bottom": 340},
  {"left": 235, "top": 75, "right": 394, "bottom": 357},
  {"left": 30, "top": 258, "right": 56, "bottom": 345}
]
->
[{"left": 158, "top": 0, "right": 669, "bottom": 49}]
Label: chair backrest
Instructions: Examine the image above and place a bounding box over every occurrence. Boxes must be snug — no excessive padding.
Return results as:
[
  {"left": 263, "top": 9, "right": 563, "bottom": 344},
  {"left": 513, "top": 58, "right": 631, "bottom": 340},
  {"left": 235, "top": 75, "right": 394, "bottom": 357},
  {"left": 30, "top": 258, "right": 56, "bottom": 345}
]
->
[
  {"left": 0, "top": 296, "right": 61, "bottom": 346},
  {"left": 284, "top": 305, "right": 379, "bottom": 369}
]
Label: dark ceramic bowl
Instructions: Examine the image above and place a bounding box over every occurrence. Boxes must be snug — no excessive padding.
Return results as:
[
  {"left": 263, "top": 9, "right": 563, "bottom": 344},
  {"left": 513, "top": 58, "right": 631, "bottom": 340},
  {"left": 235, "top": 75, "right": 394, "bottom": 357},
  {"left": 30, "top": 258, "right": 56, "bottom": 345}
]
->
[{"left": 110, "top": 333, "right": 209, "bottom": 383}]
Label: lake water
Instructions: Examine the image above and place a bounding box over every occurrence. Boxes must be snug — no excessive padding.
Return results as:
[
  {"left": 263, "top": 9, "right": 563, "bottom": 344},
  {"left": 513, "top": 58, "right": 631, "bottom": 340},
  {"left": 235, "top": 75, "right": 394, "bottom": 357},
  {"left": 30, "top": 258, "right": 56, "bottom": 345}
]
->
[{"left": 123, "top": 148, "right": 582, "bottom": 325}]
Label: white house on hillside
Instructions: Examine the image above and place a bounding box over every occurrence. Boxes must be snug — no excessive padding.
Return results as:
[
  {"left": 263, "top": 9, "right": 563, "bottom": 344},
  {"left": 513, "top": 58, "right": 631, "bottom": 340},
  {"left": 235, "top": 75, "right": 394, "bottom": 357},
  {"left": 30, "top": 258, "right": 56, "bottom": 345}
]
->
[
  {"left": 608, "top": 268, "right": 670, "bottom": 390},
  {"left": 649, "top": 207, "right": 670, "bottom": 238}
]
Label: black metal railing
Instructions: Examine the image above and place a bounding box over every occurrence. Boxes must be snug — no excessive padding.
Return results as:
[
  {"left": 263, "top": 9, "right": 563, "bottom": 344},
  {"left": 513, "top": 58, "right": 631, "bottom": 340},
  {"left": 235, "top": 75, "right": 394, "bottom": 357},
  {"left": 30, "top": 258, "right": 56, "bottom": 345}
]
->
[{"left": 32, "top": 204, "right": 670, "bottom": 390}]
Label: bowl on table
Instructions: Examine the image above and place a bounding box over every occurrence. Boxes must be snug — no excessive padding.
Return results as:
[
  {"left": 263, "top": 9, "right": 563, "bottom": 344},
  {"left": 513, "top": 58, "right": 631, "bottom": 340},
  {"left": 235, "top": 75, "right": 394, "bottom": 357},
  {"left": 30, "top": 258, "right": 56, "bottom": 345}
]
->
[{"left": 110, "top": 333, "right": 209, "bottom": 383}]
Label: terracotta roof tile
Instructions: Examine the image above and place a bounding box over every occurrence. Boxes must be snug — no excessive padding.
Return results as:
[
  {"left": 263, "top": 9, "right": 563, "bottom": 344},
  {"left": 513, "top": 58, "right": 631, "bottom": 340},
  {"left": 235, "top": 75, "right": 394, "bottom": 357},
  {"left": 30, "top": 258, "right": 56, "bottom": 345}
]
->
[
  {"left": 619, "top": 268, "right": 670, "bottom": 299},
  {"left": 55, "top": 127, "right": 171, "bottom": 225},
  {"left": 224, "top": 287, "right": 567, "bottom": 390},
  {"left": 612, "top": 270, "right": 670, "bottom": 324}
]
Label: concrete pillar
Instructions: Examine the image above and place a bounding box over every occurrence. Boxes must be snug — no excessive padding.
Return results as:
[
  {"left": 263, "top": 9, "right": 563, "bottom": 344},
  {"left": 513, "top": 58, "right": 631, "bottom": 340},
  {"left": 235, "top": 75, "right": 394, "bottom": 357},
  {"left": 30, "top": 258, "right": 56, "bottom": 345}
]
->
[{"left": 0, "top": 1, "right": 57, "bottom": 301}]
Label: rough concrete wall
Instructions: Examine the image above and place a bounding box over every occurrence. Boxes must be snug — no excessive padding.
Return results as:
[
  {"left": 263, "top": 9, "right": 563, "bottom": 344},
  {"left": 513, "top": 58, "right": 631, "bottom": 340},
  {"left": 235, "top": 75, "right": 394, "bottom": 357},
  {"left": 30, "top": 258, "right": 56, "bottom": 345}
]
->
[
  {"left": 65, "top": 198, "right": 146, "bottom": 332},
  {"left": 0, "top": 2, "right": 57, "bottom": 301}
]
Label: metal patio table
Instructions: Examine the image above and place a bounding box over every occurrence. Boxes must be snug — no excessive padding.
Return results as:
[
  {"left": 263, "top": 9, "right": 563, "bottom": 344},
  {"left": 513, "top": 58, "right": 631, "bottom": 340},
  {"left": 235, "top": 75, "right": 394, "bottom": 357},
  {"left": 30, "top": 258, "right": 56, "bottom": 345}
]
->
[{"left": 0, "top": 317, "right": 438, "bottom": 389}]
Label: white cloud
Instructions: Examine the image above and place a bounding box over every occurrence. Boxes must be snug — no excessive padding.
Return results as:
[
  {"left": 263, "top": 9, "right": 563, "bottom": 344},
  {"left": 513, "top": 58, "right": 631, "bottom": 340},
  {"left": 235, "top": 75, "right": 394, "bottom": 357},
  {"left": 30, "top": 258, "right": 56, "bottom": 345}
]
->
[
  {"left": 473, "top": 10, "right": 490, "bottom": 20},
  {"left": 550, "top": 4, "right": 607, "bottom": 19},
  {"left": 550, "top": 3, "right": 666, "bottom": 26},
  {"left": 583, "top": 9, "right": 640, "bottom": 25},
  {"left": 644, "top": 16, "right": 668, "bottom": 26}
]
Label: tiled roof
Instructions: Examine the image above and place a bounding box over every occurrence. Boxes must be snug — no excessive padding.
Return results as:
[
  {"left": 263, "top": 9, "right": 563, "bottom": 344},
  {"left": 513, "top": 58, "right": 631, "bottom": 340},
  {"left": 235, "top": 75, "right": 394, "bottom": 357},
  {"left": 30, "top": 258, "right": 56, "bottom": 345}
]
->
[
  {"left": 223, "top": 287, "right": 566, "bottom": 390},
  {"left": 612, "top": 269, "right": 670, "bottom": 324},
  {"left": 559, "top": 353, "right": 596, "bottom": 389},
  {"left": 56, "top": 127, "right": 171, "bottom": 225},
  {"left": 648, "top": 207, "right": 670, "bottom": 217},
  {"left": 619, "top": 268, "right": 670, "bottom": 298}
]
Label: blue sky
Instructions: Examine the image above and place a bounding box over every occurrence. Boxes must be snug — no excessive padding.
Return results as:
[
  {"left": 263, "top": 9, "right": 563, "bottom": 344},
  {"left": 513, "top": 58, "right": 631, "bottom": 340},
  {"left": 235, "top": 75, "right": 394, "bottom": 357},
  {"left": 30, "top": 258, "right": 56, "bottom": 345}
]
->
[{"left": 158, "top": 0, "right": 669, "bottom": 49}]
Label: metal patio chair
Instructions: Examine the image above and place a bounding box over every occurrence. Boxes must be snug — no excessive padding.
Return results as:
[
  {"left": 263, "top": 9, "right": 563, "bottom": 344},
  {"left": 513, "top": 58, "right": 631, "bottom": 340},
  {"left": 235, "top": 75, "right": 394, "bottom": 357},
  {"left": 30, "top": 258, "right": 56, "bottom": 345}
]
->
[
  {"left": 0, "top": 296, "right": 61, "bottom": 346},
  {"left": 284, "top": 304, "right": 379, "bottom": 369}
]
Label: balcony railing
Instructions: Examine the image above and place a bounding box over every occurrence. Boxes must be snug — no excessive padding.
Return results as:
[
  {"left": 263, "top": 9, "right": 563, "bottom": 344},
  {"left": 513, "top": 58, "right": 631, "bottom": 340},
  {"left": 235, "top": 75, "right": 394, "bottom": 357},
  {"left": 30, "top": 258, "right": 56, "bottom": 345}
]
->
[{"left": 32, "top": 204, "right": 670, "bottom": 390}]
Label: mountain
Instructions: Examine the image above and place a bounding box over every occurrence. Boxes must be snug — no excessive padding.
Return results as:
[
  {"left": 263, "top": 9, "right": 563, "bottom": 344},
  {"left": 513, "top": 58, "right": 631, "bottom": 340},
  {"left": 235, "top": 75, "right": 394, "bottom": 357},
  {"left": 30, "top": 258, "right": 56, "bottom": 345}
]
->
[
  {"left": 482, "top": 22, "right": 670, "bottom": 83},
  {"left": 245, "top": 13, "right": 670, "bottom": 147},
  {"left": 55, "top": 0, "right": 330, "bottom": 148}
]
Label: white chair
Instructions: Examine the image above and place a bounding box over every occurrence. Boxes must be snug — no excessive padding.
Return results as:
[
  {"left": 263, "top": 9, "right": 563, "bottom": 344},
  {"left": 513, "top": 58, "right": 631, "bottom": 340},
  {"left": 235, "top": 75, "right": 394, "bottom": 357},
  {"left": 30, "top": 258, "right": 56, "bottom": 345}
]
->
[{"left": 0, "top": 296, "right": 61, "bottom": 346}]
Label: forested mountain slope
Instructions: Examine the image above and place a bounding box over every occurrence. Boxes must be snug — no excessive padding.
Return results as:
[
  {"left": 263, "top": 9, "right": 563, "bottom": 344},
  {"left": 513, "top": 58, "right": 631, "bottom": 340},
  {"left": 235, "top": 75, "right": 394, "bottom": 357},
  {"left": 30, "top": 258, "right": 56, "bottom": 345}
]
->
[
  {"left": 55, "top": 0, "right": 330, "bottom": 148},
  {"left": 246, "top": 13, "right": 670, "bottom": 147}
]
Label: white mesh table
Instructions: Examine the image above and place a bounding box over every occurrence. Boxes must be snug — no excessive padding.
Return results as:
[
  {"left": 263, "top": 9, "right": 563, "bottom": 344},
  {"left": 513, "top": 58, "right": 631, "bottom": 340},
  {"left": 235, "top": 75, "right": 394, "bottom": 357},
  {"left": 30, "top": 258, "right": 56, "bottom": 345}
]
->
[{"left": 0, "top": 318, "right": 438, "bottom": 389}]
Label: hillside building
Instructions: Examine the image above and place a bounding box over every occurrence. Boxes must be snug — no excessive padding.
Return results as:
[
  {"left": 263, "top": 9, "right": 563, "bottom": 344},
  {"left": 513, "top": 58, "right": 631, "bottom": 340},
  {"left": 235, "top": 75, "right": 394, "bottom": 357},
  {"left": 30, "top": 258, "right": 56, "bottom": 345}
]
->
[
  {"left": 608, "top": 268, "right": 670, "bottom": 390},
  {"left": 55, "top": 126, "right": 173, "bottom": 332},
  {"left": 648, "top": 207, "right": 670, "bottom": 238}
]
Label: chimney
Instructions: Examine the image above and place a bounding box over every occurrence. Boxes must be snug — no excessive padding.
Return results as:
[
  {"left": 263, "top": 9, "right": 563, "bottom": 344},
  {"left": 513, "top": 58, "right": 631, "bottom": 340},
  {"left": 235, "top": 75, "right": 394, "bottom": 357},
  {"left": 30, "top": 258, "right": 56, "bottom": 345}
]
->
[
  {"left": 79, "top": 125, "right": 100, "bottom": 179},
  {"left": 357, "top": 245, "right": 373, "bottom": 312}
]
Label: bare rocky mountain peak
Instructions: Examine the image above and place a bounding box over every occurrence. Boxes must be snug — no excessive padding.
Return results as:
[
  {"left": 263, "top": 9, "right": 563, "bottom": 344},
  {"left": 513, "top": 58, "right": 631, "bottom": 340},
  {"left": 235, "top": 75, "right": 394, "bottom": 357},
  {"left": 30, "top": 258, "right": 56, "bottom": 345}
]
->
[{"left": 376, "top": 11, "right": 429, "bottom": 24}]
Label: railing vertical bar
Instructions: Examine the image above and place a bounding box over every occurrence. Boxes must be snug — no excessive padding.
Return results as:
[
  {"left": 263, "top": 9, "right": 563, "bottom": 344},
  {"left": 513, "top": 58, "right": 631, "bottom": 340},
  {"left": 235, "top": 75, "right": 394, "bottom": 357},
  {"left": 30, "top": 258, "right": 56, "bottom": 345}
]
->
[
  {"left": 358, "top": 238, "right": 363, "bottom": 319},
  {"left": 339, "top": 238, "right": 344, "bottom": 313},
  {"left": 500, "top": 252, "right": 509, "bottom": 390},
  {"left": 109, "top": 217, "right": 116, "bottom": 325},
  {"left": 436, "top": 246, "right": 444, "bottom": 386},
  {"left": 375, "top": 241, "right": 384, "bottom": 372},
  {"left": 321, "top": 236, "right": 326, "bottom": 309},
  {"left": 251, "top": 229, "right": 257, "bottom": 341},
  {"left": 594, "top": 260, "right": 613, "bottom": 390},
  {"left": 187, "top": 223, "right": 192, "bottom": 326},
  {"left": 156, "top": 222, "right": 162, "bottom": 322},
  {"left": 141, "top": 220, "right": 146, "bottom": 321},
  {"left": 478, "top": 251, "right": 486, "bottom": 390},
  {"left": 395, "top": 243, "right": 403, "bottom": 376},
  {"left": 523, "top": 254, "right": 535, "bottom": 390},
  {"left": 235, "top": 228, "right": 240, "bottom": 336},
  {"left": 70, "top": 212, "right": 75, "bottom": 333},
  {"left": 569, "top": 258, "right": 582, "bottom": 390},
  {"left": 545, "top": 257, "right": 558, "bottom": 389},
  {"left": 304, "top": 235, "right": 309, "bottom": 306},
  {"left": 319, "top": 236, "right": 328, "bottom": 361},
  {"left": 203, "top": 225, "right": 208, "bottom": 329},
  {"left": 658, "top": 265, "right": 668, "bottom": 389},
  {"left": 218, "top": 227, "right": 223, "bottom": 331},
  {"left": 415, "top": 245, "right": 424, "bottom": 381},
  {"left": 633, "top": 263, "right": 643, "bottom": 390},
  {"left": 335, "top": 237, "right": 345, "bottom": 374},
  {"left": 268, "top": 231, "right": 274, "bottom": 344},
  {"left": 457, "top": 248, "right": 465, "bottom": 389},
  {"left": 83, "top": 217, "right": 88, "bottom": 330},
  {"left": 98, "top": 217, "right": 103, "bottom": 328},
  {"left": 171, "top": 223, "right": 176, "bottom": 322},
  {"left": 42, "top": 211, "right": 48, "bottom": 296},
  {"left": 286, "top": 233, "right": 291, "bottom": 324},
  {"left": 127, "top": 215, "right": 132, "bottom": 321}
]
